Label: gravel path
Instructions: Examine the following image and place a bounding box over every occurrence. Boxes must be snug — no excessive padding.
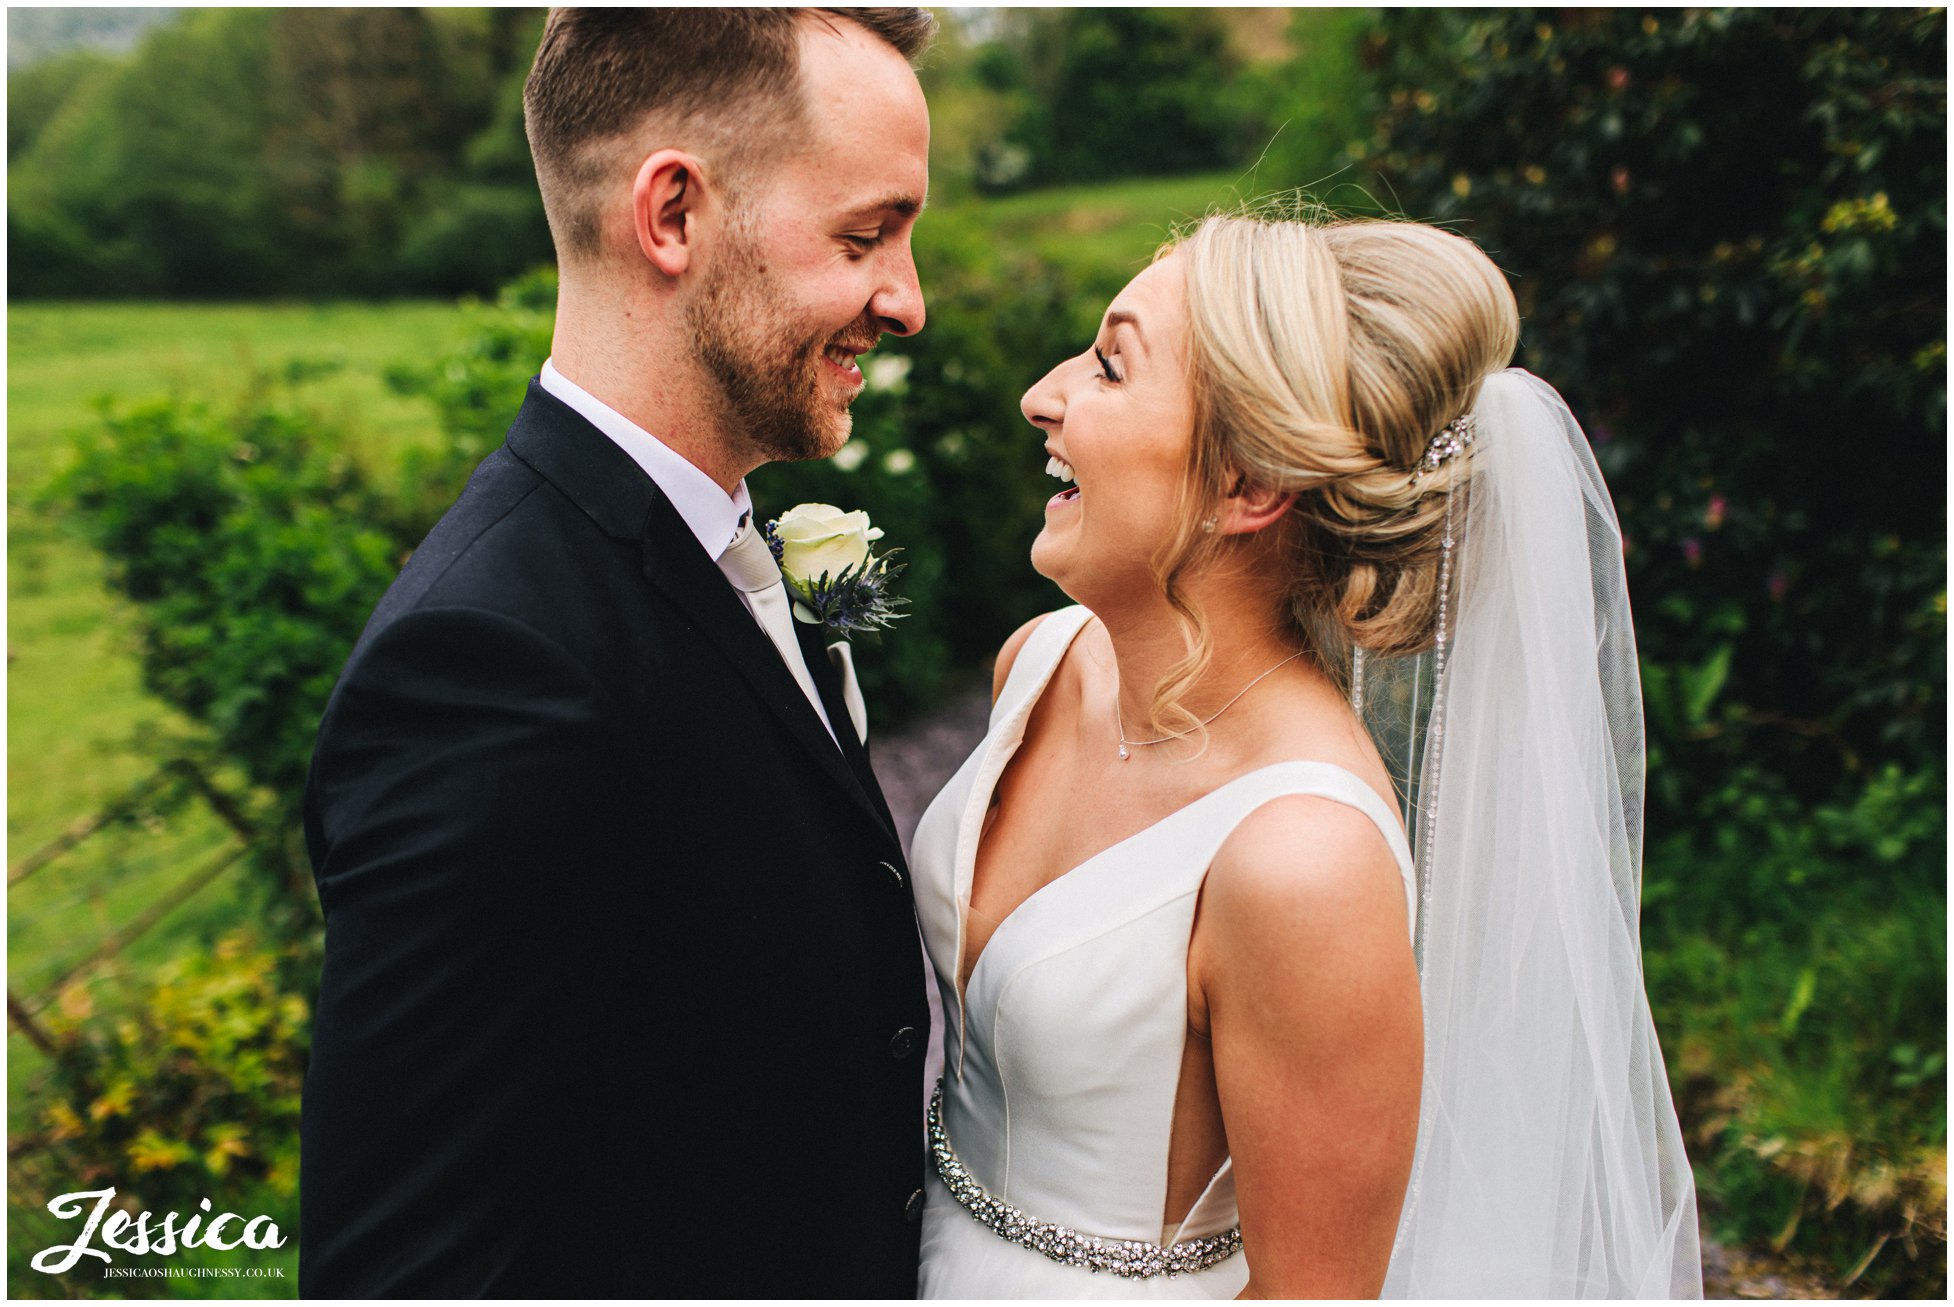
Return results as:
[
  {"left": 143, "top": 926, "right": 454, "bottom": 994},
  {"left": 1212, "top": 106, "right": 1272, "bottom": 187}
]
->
[{"left": 869, "top": 677, "right": 994, "bottom": 854}]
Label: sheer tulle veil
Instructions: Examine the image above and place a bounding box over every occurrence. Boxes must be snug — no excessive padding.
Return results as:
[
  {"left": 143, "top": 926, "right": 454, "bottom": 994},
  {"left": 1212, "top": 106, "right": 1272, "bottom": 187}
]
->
[{"left": 1358, "top": 369, "right": 1703, "bottom": 1297}]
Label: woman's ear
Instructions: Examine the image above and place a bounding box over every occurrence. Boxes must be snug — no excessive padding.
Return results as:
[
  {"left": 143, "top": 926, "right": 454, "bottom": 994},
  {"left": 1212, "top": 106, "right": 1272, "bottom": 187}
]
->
[
  {"left": 632, "top": 149, "right": 707, "bottom": 278},
  {"left": 1216, "top": 476, "right": 1295, "bottom": 536}
]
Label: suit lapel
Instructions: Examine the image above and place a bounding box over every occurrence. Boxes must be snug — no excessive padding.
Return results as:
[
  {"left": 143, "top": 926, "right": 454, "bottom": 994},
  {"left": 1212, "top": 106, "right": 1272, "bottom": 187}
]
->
[
  {"left": 502, "top": 381, "right": 895, "bottom": 846},
  {"left": 638, "top": 493, "right": 897, "bottom": 842},
  {"left": 795, "top": 619, "right": 899, "bottom": 843}
]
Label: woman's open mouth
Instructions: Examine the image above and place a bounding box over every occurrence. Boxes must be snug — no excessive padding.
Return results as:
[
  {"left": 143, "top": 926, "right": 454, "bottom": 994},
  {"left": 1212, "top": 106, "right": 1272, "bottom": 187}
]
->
[{"left": 1045, "top": 454, "right": 1079, "bottom": 509}]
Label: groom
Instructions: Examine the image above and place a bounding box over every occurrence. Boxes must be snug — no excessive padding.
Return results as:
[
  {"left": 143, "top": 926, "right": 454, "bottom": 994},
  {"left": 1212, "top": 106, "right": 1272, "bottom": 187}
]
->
[{"left": 299, "top": 10, "right": 935, "bottom": 1298}]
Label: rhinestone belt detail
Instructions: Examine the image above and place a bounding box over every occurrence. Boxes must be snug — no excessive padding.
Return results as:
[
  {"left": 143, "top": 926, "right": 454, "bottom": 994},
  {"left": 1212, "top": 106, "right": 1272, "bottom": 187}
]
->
[{"left": 926, "top": 1079, "right": 1244, "bottom": 1279}]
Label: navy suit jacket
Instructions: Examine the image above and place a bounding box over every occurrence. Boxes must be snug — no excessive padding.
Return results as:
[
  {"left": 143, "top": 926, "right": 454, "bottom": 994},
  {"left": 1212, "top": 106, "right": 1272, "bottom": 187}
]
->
[{"left": 300, "top": 382, "right": 930, "bottom": 1297}]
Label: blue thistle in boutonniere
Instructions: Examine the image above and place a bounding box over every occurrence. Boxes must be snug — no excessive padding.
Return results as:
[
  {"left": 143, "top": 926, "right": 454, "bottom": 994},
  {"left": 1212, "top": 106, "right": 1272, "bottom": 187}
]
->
[{"left": 761, "top": 503, "right": 908, "bottom": 635}]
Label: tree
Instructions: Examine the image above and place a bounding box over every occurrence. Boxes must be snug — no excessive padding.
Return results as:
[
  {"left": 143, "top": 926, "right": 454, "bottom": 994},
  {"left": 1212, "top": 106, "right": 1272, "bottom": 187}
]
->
[{"left": 981, "top": 8, "right": 1246, "bottom": 190}]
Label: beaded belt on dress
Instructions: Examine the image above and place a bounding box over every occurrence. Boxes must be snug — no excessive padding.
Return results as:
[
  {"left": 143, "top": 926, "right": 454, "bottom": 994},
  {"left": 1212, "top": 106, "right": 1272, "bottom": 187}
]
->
[{"left": 927, "top": 1078, "right": 1244, "bottom": 1279}]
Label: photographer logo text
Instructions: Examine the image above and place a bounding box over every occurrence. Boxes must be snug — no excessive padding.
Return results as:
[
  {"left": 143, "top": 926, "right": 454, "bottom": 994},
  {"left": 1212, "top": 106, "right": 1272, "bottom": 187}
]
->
[{"left": 31, "top": 1188, "right": 286, "bottom": 1274}]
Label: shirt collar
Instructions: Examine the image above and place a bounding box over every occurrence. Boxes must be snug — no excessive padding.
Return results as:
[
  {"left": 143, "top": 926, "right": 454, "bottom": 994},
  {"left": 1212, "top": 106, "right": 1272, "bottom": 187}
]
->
[{"left": 539, "top": 357, "right": 752, "bottom": 559}]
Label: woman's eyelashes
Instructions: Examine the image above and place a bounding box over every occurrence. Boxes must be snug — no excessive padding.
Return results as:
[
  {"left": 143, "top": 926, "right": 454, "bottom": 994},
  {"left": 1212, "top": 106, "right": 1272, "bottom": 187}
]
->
[{"left": 1093, "top": 346, "right": 1123, "bottom": 384}]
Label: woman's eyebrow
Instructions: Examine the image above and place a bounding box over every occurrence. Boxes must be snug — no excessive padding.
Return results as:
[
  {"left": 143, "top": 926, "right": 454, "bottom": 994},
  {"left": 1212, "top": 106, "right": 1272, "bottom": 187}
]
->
[{"left": 1104, "top": 309, "right": 1147, "bottom": 354}]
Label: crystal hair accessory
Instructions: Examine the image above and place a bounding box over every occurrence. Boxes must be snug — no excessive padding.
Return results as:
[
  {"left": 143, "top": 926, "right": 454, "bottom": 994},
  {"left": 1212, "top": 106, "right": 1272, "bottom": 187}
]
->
[{"left": 1409, "top": 412, "right": 1478, "bottom": 486}]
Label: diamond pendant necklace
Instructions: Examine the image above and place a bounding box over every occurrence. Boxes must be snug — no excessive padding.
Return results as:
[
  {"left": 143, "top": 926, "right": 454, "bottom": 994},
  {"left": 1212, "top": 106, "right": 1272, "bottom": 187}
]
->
[{"left": 1113, "top": 650, "right": 1305, "bottom": 760}]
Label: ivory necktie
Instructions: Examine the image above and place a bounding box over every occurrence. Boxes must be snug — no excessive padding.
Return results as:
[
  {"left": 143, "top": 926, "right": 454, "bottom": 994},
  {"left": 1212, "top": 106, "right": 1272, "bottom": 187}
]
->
[{"left": 717, "top": 516, "right": 839, "bottom": 746}]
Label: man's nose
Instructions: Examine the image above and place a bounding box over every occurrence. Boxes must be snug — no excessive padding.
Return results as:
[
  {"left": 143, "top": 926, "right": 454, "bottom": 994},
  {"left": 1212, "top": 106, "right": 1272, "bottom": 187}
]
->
[{"left": 870, "top": 245, "right": 925, "bottom": 337}]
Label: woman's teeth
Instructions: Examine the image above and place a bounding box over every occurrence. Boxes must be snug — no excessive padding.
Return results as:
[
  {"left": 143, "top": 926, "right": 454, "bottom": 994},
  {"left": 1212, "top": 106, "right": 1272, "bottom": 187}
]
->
[{"left": 1045, "top": 455, "right": 1077, "bottom": 484}]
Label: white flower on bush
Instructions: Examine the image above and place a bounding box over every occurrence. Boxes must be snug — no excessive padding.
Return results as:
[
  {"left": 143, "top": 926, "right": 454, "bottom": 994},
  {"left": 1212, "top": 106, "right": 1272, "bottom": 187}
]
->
[
  {"left": 772, "top": 503, "right": 885, "bottom": 589},
  {"left": 866, "top": 354, "right": 912, "bottom": 392}
]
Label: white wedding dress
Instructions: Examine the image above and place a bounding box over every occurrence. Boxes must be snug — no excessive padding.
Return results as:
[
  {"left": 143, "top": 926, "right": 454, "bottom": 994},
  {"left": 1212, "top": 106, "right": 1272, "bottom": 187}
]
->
[{"left": 911, "top": 604, "right": 1417, "bottom": 1298}]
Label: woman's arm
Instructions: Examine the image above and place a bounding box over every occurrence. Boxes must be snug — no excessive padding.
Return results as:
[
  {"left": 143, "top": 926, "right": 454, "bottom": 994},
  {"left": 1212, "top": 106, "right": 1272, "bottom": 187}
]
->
[{"left": 1193, "top": 795, "right": 1423, "bottom": 1299}]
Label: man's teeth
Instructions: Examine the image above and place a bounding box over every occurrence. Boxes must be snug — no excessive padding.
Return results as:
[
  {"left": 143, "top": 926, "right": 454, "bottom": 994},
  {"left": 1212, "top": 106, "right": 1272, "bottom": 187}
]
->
[
  {"left": 826, "top": 347, "right": 857, "bottom": 366},
  {"left": 1044, "top": 455, "right": 1077, "bottom": 484}
]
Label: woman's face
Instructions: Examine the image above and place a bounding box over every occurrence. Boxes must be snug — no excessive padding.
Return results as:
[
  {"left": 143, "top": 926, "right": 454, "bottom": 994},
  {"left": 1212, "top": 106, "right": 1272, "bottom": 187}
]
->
[{"left": 1022, "top": 255, "right": 1198, "bottom": 603}]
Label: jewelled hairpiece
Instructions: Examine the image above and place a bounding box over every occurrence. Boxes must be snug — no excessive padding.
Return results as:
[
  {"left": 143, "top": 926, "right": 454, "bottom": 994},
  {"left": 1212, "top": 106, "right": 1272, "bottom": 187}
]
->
[{"left": 1410, "top": 412, "right": 1477, "bottom": 486}]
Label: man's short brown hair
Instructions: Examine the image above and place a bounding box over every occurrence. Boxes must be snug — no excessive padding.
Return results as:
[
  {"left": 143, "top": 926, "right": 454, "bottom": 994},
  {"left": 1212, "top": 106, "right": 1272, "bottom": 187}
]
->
[{"left": 524, "top": 8, "right": 935, "bottom": 260}]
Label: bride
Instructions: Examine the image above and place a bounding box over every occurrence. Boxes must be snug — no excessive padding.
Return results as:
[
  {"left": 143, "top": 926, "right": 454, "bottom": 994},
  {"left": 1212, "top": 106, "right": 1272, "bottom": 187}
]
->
[{"left": 909, "top": 213, "right": 1702, "bottom": 1297}]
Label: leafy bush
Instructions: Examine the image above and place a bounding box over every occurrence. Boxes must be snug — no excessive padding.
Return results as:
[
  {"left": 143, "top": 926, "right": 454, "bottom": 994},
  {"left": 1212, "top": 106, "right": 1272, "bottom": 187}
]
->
[
  {"left": 1358, "top": 7, "right": 1946, "bottom": 1290},
  {"left": 1362, "top": 8, "right": 1944, "bottom": 801},
  {"left": 394, "top": 182, "right": 551, "bottom": 297},
  {"left": 56, "top": 385, "right": 407, "bottom": 806},
  {"left": 52, "top": 375, "right": 417, "bottom": 942},
  {"left": 971, "top": 8, "right": 1247, "bottom": 192},
  {"left": 11, "top": 933, "right": 306, "bottom": 1297}
]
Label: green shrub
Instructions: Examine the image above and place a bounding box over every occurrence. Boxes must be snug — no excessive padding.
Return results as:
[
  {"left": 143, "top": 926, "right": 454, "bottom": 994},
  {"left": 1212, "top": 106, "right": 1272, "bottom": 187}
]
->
[
  {"left": 52, "top": 375, "right": 418, "bottom": 944},
  {"left": 10, "top": 933, "right": 306, "bottom": 1297},
  {"left": 394, "top": 181, "right": 551, "bottom": 298},
  {"left": 55, "top": 386, "right": 406, "bottom": 809},
  {"left": 971, "top": 9, "right": 1247, "bottom": 192}
]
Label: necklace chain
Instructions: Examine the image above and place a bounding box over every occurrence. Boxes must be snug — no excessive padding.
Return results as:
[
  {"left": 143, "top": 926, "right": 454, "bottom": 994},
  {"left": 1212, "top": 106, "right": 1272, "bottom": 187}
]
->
[{"left": 1113, "top": 650, "right": 1305, "bottom": 760}]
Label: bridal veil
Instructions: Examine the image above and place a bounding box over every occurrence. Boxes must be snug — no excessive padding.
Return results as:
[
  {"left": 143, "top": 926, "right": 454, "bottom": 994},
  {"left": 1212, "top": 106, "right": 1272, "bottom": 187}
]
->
[{"left": 1356, "top": 369, "right": 1703, "bottom": 1297}]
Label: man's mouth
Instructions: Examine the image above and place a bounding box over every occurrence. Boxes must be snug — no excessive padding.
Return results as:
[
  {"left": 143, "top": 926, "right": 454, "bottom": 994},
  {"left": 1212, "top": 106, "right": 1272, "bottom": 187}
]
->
[{"left": 822, "top": 344, "right": 867, "bottom": 389}]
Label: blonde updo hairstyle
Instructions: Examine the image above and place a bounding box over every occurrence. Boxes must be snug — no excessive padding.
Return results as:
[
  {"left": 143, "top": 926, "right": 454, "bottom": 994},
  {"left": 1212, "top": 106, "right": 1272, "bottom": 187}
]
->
[{"left": 1144, "top": 213, "right": 1520, "bottom": 740}]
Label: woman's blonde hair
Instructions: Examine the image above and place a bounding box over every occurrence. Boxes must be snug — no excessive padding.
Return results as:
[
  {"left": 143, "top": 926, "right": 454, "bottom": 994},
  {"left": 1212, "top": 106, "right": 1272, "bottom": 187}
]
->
[{"left": 1144, "top": 212, "right": 1520, "bottom": 740}]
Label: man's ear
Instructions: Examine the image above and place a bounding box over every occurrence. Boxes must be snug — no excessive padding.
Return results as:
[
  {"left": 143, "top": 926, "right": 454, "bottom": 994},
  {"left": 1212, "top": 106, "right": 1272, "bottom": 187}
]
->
[
  {"left": 632, "top": 149, "right": 707, "bottom": 278},
  {"left": 1217, "top": 476, "right": 1296, "bottom": 536}
]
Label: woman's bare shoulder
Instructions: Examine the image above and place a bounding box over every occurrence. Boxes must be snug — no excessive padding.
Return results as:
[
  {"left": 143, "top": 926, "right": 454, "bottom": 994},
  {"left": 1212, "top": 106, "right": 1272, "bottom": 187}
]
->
[
  {"left": 1198, "top": 791, "right": 1411, "bottom": 979},
  {"left": 992, "top": 609, "right": 1089, "bottom": 703}
]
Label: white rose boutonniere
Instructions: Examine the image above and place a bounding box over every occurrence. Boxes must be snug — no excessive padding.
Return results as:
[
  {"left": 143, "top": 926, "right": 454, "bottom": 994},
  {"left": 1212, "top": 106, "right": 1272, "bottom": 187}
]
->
[{"left": 762, "top": 503, "right": 908, "bottom": 634}]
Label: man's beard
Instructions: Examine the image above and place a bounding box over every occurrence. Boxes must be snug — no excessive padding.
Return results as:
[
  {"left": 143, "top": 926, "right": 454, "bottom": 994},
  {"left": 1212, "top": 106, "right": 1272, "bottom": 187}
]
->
[{"left": 688, "top": 229, "right": 875, "bottom": 465}]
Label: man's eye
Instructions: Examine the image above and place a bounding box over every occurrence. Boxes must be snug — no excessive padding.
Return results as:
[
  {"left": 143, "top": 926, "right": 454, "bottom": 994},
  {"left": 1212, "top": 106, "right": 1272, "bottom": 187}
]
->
[
  {"left": 1094, "top": 347, "right": 1123, "bottom": 384},
  {"left": 842, "top": 233, "right": 882, "bottom": 252}
]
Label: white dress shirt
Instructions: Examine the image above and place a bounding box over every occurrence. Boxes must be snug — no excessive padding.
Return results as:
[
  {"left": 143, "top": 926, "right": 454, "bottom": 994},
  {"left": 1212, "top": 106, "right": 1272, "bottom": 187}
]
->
[
  {"left": 537, "top": 359, "right": 840, "bottom": 741},
  {"left": 540, "top": 357, "right": 750, "bottom": 561}
]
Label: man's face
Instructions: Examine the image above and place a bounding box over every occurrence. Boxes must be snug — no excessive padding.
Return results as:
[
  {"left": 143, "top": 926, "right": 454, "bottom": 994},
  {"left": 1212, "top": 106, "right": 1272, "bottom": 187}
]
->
[{"left": 686, "top": 17, "right": 930, "bottom": 464}]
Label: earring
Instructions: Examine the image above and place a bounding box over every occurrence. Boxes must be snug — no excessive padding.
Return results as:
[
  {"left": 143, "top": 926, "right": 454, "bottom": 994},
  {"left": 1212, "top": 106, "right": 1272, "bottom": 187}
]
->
[{"left": 1201, "top": 516, "right": 1218, "bottom": 533}]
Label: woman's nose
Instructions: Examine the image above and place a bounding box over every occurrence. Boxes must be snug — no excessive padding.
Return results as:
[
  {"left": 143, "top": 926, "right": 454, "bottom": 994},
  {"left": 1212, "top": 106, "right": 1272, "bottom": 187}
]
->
[{"left": 1021, "top": 362, "right": 1065, "bottom": 429}]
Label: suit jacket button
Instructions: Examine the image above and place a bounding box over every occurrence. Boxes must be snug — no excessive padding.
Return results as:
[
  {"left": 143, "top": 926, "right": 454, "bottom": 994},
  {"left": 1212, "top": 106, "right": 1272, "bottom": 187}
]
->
[
  {"left": 905, "top": 1187, "right": 925, "bottom": 1224},
  {"left": 889, "top": 1026, "right": 919, "bottom": 1061}
]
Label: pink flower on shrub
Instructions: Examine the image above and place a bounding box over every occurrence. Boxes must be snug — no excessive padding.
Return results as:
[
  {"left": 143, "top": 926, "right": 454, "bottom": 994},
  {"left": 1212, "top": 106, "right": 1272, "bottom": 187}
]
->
[
  {"left": 1608, "top": 66, "right": 1631, "bottom": 91},
  {"left": 1768, "top": 572, "right": 1789, "bottom": 602},
  {"left": 1682, "top": 538, "right": 1704, "bottom": 568},
  {"left": 1706, "top": 494, "right": 1727, "bottom": 529},
  {"left": 1611, "top": 165, "right": 1632, "bottom": 196}
]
